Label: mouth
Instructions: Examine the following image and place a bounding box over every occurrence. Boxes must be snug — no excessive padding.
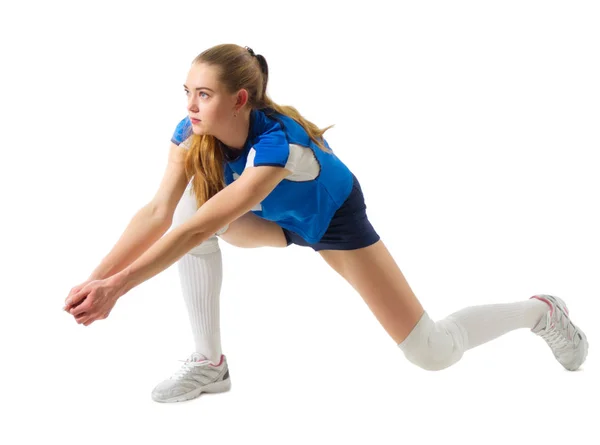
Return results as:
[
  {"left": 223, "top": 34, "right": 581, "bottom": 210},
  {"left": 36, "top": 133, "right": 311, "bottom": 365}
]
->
[{"left": 190, "top": 118, "right": 201, "bottom": 124}]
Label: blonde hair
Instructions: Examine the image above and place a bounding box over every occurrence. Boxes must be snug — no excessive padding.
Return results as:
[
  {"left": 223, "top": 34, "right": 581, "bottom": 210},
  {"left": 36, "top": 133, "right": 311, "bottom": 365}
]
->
[{"left": 184, "top": 43, "right": 334, "bottom": 208}]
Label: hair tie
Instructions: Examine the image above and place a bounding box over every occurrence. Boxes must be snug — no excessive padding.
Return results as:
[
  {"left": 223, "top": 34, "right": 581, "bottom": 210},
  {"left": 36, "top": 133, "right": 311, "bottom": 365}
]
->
[{"left": 245, "top": 46, "right": 256, "bottom": 57}]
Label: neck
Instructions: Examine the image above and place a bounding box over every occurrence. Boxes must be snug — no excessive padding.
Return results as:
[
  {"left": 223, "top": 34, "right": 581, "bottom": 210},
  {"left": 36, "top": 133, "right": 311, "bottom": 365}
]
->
[{"left": 216, "top": 111, "right": 251, "bottom": 150}]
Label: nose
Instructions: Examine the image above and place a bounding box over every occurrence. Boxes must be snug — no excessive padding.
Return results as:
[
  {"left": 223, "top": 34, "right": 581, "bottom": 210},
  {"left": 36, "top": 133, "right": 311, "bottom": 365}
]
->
[{"left": 187, "top": 94, "right": 199, "bottom": 113}]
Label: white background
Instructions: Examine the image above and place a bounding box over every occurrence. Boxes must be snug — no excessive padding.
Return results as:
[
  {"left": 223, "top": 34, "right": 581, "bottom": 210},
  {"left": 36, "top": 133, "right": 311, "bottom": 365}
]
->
[{"left": 1, "top": 1, "right": 598, "bottom": 444}]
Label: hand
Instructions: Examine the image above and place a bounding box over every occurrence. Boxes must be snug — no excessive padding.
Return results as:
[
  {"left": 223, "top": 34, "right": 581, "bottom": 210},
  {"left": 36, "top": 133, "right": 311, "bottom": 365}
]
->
[
  {"left": 64, "top": 279, "right": 96, "bottom": 312},
  {"left": 65, "top": 277, "right": 126, "bottom": 326}
]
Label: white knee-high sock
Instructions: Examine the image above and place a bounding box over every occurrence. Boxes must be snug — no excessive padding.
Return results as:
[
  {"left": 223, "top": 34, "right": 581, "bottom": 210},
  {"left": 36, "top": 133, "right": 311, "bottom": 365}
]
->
[
  {"left": 398, "top": 298, "right": 551, "bottom": 370},
  {"left": 448, "top": 298, "right": 550, "bottom": 350},
  {"left": 177, "top": 236, "right": 223, "bottom": 364}
]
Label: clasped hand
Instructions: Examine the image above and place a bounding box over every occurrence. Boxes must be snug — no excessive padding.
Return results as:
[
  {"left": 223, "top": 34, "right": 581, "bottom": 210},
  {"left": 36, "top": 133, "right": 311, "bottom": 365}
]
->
[{"left": 63, "top": 278, "right": 124, "bottom": 326}]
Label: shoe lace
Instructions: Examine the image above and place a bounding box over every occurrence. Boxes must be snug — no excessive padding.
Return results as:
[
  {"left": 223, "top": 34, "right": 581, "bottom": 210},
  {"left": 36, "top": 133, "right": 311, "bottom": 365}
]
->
[
  {"left": 540, "top": 312, "right": 572, "bottom": 352},
  {"left": 170, "top": 357, "right": 210, "bottom": 380}
]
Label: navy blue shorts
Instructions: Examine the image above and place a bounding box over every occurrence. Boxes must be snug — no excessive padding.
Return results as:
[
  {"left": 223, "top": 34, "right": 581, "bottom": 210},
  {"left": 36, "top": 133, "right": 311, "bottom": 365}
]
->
[{"left": 282, "top": 173, "right": 380, "bottom": 251}]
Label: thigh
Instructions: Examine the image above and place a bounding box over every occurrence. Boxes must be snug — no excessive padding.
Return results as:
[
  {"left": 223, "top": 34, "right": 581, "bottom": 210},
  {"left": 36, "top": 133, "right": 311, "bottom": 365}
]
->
[
  {"left": 219, "top": 211, "right": 289, "bottom": 248},
  {"left": 172, "top": 181, "right": 198, "bottom": 228},
  {"left": 169, "top": 182, "right": 220, "bottom": 252},
  {"left": 172, "top": 182, "right": 286, "bottom": 248},
  {"left": 318, "top": 240, "right": 424, "bottom": 344}
]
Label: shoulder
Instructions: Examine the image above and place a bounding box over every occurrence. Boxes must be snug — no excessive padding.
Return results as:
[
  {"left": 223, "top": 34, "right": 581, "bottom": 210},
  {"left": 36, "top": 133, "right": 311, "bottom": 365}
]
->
[
  {"left": 260, "top": 108, "right": 314, "bottom": 148},
  {"left": 248, "top": 109, "right": 290, "bottom": 167},
  {"left": 253, "top": 109, "right": 288, "bottom": 140},
  {"left": 171, "top": 116, "right": 192, "bottom": 147}
]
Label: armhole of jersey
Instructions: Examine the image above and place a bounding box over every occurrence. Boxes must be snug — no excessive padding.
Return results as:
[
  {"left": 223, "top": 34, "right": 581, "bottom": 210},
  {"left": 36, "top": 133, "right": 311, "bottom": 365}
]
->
[{"left": 245, "top": 146, "right": 289, "bottom": 169}]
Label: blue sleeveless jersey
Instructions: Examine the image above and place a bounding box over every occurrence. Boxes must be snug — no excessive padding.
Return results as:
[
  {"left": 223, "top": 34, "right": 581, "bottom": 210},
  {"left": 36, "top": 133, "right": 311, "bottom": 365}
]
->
[{"left": 171, "top": 108, "right": 354, "bottom": 243}]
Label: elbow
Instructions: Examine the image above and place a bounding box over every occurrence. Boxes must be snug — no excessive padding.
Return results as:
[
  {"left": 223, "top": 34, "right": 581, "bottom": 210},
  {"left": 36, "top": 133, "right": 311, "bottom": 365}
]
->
[
  {"left": 189, "top": 222, "right": 223, "bottom": 242},
  {"left": 147, "top": 202, "right": 173, "bottom": 227},
  {"left": 185, "top": 186, "right": 257, "bottom": 240}
]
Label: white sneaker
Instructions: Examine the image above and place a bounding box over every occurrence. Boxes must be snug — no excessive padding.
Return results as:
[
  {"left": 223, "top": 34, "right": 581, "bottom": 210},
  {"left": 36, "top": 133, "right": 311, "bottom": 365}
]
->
[
  {"left": 151, "top": 353, "right": 231, "bottom": 403},
  {"left": 530, "top": 295, "right": 588, "bottom": 371}
]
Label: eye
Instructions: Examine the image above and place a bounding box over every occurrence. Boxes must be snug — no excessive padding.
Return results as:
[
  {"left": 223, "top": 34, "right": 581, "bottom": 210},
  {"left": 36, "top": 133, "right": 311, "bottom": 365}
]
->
[{"left": 183, "top": 90, "right": 209, "bottom": 98}]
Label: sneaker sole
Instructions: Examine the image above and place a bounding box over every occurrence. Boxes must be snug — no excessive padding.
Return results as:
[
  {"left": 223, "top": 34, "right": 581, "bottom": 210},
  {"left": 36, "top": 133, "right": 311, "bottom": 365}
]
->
[
  {"left": 152, "top": 377, "right": 232, "bottom": 403},
  {"left": 565, "top": 328, "right": 588, "bottom": 371}
]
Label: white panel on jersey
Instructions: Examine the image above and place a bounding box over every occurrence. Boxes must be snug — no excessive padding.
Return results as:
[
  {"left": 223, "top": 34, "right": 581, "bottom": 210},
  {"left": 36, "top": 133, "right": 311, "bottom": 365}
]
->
[
  {"left": 246, "top": 147, "right": 257, "bottom": 167},
  {"left": 245, "top": 144, "right": 320, "bottom": 182},
  {"left": 180, "top": 136, "right": 193, "bottom": 150}
]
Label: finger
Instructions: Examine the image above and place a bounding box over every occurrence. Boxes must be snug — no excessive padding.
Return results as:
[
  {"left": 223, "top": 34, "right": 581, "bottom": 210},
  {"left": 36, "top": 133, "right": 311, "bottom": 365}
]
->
[
  {"left": 65, "top": 288, "right": 88, "bottom": 310},
  {"left": 64, "top": 299, "right": 77, "bottom": 311},
  {"left": 65, "top": 288, "right": 76, "bottom": 303},
  {"left": 64, "top": 287, "right": 82, "bottom": 308},
  {"left": 70, "top": 299, "right": 91, "bottom": 317},
  {"left": 74, "top": 312, "right": 87, "bottom": 324},
  {"left": 76, "top": 313, "right": 92, "bottom": 325},
  {"left": 65, "top": 298, "right": 85, "bottom": 312},
  {"left": 70, "top": 294, "right": 94, "bottom": 316},
  {"left": 69, "top": 287, "right": 94, "bottom": 313},
  {"left": 65, "top": 297, "right": 77, "bottom": 311}
]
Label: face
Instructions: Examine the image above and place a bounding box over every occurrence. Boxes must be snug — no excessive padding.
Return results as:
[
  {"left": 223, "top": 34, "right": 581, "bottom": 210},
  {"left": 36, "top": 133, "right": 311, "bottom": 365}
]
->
[{"left": 184, "top": 63, "right": 245, "bottom": 137}]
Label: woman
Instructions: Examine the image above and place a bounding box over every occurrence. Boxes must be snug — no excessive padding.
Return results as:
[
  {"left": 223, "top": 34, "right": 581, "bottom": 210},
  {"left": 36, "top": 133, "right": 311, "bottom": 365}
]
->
[{"left": 63, "top": 44, "right": 588, "bottom": 403}]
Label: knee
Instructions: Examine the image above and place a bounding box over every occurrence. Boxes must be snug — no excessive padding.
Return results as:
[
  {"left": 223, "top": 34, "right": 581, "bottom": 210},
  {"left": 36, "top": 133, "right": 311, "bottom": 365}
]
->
[
  {"left": 188, "top": 235, "right": 221, "bottom": 256},
  {"left": 397, "top": 312, "right": 468, "bottom": 371},
  {"left": 215, "top": 224, "right": 229, "bottom": 236},
  {"left": 173, "top": 183, "right": 228, "bottom": 239}
]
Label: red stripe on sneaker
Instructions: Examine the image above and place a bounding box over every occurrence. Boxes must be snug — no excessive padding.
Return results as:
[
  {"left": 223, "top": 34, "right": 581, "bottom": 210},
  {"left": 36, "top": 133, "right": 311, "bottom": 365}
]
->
[
  {"left": 531, "top": 295, "right": 554, "bottom": 317},
  {"left": 210, "top": 354, "right": 224, "bottom": 367}
]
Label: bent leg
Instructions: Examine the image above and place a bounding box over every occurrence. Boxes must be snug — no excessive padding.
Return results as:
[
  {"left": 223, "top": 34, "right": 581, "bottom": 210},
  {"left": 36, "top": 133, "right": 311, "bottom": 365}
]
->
[
  {"left": 218, "top": 211, "right": 288, "bottom": 248},
  {"left": 169, "top": 183, "right": 289, "bottom": 362},
  {"left": 171, "top": 182, "right": 225, "bottom": 363}
]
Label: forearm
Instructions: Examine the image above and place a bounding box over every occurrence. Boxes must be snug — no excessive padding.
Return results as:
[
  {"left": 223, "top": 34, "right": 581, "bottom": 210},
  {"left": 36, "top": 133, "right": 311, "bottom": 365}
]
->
[
  {"left": 112, "top": 225, "right": 208, "bottom": 294},
  {"left": 109, "top": 167, "right": 289, "bottom": 295},
  {"left": 88, "top": 204, "right": 172, "bottom": 280}
]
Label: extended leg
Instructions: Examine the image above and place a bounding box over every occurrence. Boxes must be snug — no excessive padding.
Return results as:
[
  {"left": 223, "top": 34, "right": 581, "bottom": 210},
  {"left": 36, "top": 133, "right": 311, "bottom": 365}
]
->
[{"left": 319, "top": 240, "right": 552, "bottom": 371}]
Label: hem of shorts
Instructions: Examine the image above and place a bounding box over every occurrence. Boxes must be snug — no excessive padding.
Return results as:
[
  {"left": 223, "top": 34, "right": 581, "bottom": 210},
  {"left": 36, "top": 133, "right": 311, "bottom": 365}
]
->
[
  {"left": 279, "top": 219, "right": 335, "bottom": 245},
  {"left": 312, "top": 233, "right": 381, "bottom": 252}
]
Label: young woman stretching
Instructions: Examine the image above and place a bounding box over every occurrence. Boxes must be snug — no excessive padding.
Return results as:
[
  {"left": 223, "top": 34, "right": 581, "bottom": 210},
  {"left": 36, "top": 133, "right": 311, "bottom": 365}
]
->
[{"left": 63, "top": 44, "right": 588, "bottom": 403}]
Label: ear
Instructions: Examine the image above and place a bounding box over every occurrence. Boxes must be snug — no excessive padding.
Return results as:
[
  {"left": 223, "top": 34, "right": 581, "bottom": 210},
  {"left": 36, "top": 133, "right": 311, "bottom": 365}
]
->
[{"left": 234, "top": 89, "right": 249, "bottom": 111}]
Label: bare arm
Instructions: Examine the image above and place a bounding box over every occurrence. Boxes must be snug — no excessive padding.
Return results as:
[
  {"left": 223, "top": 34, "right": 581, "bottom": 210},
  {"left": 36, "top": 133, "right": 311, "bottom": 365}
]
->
[
  {"left": 88, "top": 142, "right": 188, "bottom": 280},
  {"left": 110, "top": 165, "right": 291, "bottom": 294},
  {"left": 87, "top": 205, "right": 171, "bottom": 280}
]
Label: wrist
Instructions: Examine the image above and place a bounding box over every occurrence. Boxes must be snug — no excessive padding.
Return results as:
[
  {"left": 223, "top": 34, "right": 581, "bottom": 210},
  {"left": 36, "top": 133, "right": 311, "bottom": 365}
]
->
[
  {"left": 107, "top": 269, "right": 136, "bottom": 298},
  {"left": 88, "top": 273, "right": 106, "bottom": 281},
  {"left": 88, "top": 266, "right": 113, "bottom": 281}
]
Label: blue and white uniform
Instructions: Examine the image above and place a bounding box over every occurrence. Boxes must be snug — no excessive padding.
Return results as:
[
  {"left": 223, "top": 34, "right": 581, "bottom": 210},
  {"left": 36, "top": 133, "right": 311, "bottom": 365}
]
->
[{"left": 171, "top": 108, "right": 379, "bottom": 251}]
